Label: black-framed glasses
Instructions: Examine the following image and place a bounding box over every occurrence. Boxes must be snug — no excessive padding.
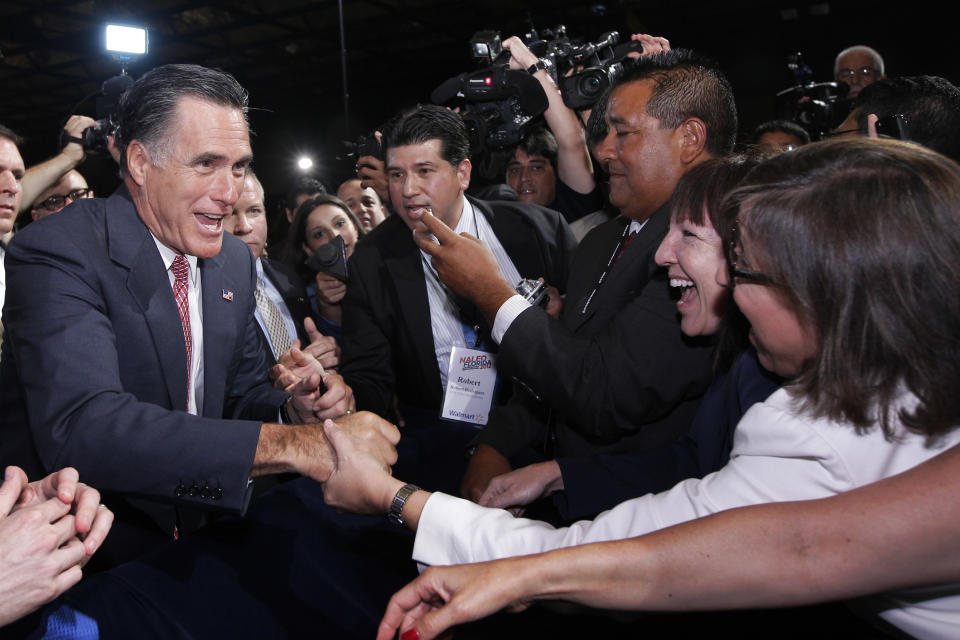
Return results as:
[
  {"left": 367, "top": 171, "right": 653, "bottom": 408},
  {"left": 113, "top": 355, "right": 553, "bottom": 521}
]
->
[
  {"left": 33, "top": 188, "right": 91, "bottom": 211},
  {"left": 727, "top": 221, "right": 775, "bottom": 287}
]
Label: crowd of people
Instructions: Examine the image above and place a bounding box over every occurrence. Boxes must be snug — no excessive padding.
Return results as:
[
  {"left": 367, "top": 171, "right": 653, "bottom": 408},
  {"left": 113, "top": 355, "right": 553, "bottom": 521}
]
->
[{"left": 1, "top": 28, "right": 960, "bottom": 640}]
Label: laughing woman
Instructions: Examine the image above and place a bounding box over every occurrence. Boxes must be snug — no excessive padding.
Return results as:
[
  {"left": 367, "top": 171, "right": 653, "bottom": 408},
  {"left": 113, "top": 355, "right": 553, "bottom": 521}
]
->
[
  {"left": 320, "top": 138, "right": 960, "bottom": 639},
  {"left": 475, "top": 154, "right": 779, "bottom": 520}
]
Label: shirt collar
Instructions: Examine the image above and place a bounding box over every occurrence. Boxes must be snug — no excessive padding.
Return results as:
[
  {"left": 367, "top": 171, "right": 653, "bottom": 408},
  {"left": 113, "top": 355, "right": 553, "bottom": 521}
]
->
[{"left": 151, "top": 234, "right": 199, "bottom": 286}]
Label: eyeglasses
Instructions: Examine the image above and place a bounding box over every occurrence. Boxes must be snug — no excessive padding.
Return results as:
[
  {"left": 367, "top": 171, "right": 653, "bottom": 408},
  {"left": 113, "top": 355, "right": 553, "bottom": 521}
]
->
[
  {"left": 727, "top": 221, "right": 775, "bottom": 287},
  {"left": 33, "top": 188, "right": 92, "bottom": 211},
  {"left": 836, "top": 66, "right": 879, "bottom": 81}
]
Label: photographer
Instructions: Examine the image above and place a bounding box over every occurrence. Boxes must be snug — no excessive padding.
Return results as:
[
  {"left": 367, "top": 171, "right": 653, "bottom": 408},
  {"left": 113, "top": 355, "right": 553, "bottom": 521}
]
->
[
  {"left": 17, "top": 115, "right": 97, "bottom": 216},
  {"left": 500, "top": 36, "right": 601, "bottom": 222},
  {"left": 286, "top": 193, "right": 365, "bottom": 343}
]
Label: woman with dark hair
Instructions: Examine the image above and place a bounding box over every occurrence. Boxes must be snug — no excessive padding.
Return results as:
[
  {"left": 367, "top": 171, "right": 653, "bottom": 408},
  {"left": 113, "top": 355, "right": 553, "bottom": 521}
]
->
[
  {"left": 285, "top": 193, "right": 364, "bottom": 342},
  {"left": 318, "top": 138, "right": 960, "bottom": 640},
  {"left": 476, "top": 154, "right": 777, "bottom": 519}
]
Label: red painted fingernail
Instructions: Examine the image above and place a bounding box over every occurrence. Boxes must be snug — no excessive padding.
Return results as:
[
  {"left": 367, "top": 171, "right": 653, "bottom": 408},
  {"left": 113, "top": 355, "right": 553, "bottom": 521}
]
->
[{"left": 401, "top": 629, "right": 421, "bottom": 640}]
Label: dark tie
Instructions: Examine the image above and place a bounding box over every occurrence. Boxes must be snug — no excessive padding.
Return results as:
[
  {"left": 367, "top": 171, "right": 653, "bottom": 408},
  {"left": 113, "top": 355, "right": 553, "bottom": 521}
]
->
[
  {"left": 171, "top": 255, "right": 192, "bottom": 409},
  {"left": 613, "top": 229, "right": 638, "bottom": 266}
]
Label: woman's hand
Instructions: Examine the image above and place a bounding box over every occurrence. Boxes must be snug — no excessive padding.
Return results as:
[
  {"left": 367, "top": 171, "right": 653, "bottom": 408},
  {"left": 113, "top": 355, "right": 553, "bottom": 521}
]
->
[
  {"left": 377, "top": 560, "right": 534, "bottom": 640},
  {"left": 315, "top": 272, "right": 347, "bottom": 306}
]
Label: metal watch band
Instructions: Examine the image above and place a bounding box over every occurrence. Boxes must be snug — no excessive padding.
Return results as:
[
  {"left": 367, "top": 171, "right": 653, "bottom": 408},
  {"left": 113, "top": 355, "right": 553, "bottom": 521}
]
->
[{"left": 388, "top": 483, "right": 421, "bottom": 526}]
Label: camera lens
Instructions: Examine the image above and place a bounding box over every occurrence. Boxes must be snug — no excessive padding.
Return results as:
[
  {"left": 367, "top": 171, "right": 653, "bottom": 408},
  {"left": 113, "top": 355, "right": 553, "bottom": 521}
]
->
[{"left": 579, "top": 73, "right": 602, "bottom": 97}]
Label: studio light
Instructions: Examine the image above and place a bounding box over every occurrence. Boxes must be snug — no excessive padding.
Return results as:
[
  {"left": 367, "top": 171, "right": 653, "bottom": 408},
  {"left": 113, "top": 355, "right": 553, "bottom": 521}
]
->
[{"left": 105, "top": 24, "right": 148, "bottom": 56}]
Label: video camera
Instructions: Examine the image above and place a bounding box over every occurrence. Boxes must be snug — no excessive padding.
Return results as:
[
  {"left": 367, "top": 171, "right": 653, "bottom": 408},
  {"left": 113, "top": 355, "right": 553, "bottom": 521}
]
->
[
  {"left": 431, "top": 59, "right": 548, "bottom": 154},
  {"left": 59, "top": 72, "right": 134, "bottom": 157},
  {"left": 775, "top": 52, "right": 851, "bottom": 139},
  {"left": 432, "top": 26, "right": 641, "bottom": 158}
]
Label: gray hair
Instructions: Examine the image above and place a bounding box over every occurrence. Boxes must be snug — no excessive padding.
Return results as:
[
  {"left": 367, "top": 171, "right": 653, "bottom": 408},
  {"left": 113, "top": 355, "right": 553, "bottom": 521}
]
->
[
  {"left": 115, "top": 63, "right": 249, "bottom": 177},
  {"left": 834, "top": 45, "right": 885, "bottom": 78}
]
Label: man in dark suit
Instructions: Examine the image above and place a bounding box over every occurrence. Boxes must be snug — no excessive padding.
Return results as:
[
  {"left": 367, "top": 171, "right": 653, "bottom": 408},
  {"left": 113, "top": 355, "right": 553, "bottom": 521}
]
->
[
  {"left": 418, "top": 50, "right": 736, "bottom": 505},
  {"left": 224, "top": 170, "right": 341, "bottom": 373},
  {"left": 340, "top": 104, "right": 575, "bottom": 493},
  {"left": 0, "top": 64, "right": 398, "bottom": 567}
]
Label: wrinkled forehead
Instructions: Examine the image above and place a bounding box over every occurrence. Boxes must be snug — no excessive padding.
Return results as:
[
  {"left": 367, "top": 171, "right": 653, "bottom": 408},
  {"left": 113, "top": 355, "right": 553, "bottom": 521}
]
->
[{"left": 837, "top": 50, "right": 878, "bottom": 72}]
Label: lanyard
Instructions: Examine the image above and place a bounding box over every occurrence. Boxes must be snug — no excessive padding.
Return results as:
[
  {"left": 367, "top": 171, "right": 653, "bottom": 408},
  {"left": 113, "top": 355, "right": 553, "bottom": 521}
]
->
[
  {"left": 580, "top": 223, "right": 634, "bottom": 315},
  {"left": 420, "top": 203, "right": 488, "bottom": 349}
]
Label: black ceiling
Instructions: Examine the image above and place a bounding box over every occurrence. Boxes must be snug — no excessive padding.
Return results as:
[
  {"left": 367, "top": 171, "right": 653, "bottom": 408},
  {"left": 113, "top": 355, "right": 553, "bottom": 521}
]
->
[{"left": 1, "top": 0, "right": 952, "bottom": 203}]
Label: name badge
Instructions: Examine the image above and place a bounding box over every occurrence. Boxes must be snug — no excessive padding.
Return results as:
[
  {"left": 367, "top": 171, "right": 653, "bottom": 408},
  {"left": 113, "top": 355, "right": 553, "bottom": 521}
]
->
[{"left": 441, "top": 346, "right": 497, "bottom": 425}]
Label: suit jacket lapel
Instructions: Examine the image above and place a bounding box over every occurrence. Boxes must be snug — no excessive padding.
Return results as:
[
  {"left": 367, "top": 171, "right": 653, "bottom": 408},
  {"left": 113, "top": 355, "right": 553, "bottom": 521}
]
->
[
  {"left": 566, "top": 216, "right": 629, "bottom": 332},
  {"left": 382, "top": 222, "right": 441, "bottom": 392},
  {"left": 470, "top": 197, "right": 543, "bottom": 278},
  {"left": 106, "top": 187, "right": 188, "bottom": 411},
  {"left": 199, "top": 249, "right": 239, "bottom": 418},
  {"left": 600, "top": 205, "right": 668, "bottom": 293}
]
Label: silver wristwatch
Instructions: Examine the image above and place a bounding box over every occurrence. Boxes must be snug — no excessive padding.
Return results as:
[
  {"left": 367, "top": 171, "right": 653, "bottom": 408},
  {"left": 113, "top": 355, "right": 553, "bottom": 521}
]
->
[{"left": 388, "top": 483, "right": 421, "bottom": 526}]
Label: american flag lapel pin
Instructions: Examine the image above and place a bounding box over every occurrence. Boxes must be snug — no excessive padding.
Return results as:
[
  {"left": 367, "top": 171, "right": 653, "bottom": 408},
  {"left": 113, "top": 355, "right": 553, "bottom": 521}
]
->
[{"left": 222, "top": 289, "right": 234, "bottom": 301}]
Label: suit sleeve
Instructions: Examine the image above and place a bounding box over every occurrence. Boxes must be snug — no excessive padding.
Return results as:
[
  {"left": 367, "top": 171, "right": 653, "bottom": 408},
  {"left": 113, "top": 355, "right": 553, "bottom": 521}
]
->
[
  {"left": 487, "top": 269, "right": 714, "bottom": 447},
  {"left": 4, "top": 226, "right": 262, "bottom": 513}
]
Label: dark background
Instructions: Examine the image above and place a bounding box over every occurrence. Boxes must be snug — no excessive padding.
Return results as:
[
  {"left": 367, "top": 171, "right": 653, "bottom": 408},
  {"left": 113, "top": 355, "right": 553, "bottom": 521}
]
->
[{"left": 1, "top": 0, "right": 953, "bottom": 218}]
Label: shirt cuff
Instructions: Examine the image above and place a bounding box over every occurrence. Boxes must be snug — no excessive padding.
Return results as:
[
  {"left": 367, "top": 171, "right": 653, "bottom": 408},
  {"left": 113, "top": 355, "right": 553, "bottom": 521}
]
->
[{"left": 491, "top": 294, "right": 531, "bottom": 344}]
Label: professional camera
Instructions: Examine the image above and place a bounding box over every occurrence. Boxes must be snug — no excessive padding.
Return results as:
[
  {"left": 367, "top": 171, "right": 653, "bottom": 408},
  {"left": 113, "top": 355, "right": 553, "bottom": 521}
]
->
[
  {"left": 59, "top": 72, "right": 134, "bottom": 157},
  {"left": 556, "top": 31, "right": 638, "bottom": 110},
  {"left": 775, "top": 52, "right": 851, "bottom": 139},
  {"left": 341, "top": 131, "right": 383, "bottom": 163},
  {"left": 431, "top": 61, "right": 549, "bottom": 154}
]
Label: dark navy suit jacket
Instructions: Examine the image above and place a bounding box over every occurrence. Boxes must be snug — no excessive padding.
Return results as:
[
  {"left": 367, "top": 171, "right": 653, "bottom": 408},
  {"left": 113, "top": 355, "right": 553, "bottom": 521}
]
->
[
  {"left": 555, "top": 349, "right": 781, "bottom": 520},
  {"left": 0, "top": 186, "right": 288, "bottom": 557}
]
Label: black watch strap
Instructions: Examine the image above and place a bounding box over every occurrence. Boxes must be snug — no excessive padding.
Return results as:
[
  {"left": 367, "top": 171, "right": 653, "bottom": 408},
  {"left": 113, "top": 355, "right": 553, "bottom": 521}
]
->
[{"left": 526, "top": 58, "right": 552, "bottom": 75}]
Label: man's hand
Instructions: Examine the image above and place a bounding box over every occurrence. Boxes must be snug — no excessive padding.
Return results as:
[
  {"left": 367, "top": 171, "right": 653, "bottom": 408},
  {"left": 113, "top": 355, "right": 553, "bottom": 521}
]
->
[
  {"left": 377, "top": 561, "right": 533, "bottom": 640},
  {"left": 61, "top": 115, "right": 98, "bottom": 165},
  {"left": 461, "top": 444, "right": 513, "bottom": 503},
  {"left": 478, "top": 460, "right": 564, "bottom": 513},
  {"left": 271, "top": 345, "right": 324, "bottom": 389},
  {"left": 301, "top": 317, "right": 340, "bottom": 370},
  {"left": 284, "top": 363, "right": 356, "bottom": 422},
  {"left": 541, "top": 278, "right": 563, "bottom": 319},
  {"left": 502, "top": 36, "right": 539, "bottom": 71},
  {"left": 321, "top": 417, "right": 405, "bottom": 515},
  {"left": 413, "top": 211, "right": 516, "bottom": 322},
  {"left": 627, "top": 34, "right": 670, "bottom": 60},
  {"left": 357, "top": 132, "right": 388, "bottom": 203},
  {"left": 315, "top": 271, "right": 348, "bottom": 306}
]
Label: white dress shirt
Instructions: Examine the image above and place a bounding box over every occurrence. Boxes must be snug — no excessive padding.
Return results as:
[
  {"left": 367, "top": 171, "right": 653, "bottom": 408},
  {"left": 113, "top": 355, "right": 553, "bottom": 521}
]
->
[
  {"left": 153, "top": 236, "right": 204, "bottom": 415},
  {"left": 421, "top": 195, "right": 521, "bottom": 388}
]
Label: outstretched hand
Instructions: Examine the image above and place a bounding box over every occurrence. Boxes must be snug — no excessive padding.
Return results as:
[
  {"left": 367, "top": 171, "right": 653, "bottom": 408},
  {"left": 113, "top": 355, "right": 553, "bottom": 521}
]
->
[
  {"left": 320, "top": 416, "right": 404, "bottom": 515},
  {"left": 377, "top": 560, "right": 533, "bottom": 640},
  {"left": 478, "top": 460, "right": 564, "bottom": 514}
]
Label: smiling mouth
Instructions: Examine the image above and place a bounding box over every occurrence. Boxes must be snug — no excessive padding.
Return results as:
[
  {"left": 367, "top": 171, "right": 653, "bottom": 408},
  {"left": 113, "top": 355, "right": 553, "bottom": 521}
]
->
[
  {"left": 669, "top": 276, "right": 697, "bottom": 310},
  {"left": 195, "top": 213, "right": 225, "bottom": 232}
]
